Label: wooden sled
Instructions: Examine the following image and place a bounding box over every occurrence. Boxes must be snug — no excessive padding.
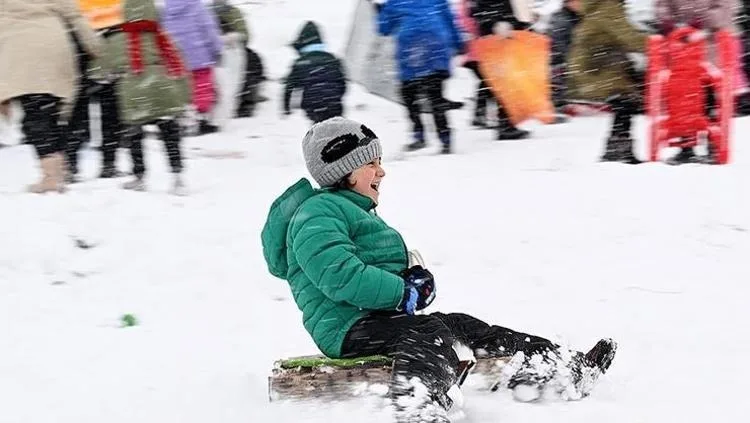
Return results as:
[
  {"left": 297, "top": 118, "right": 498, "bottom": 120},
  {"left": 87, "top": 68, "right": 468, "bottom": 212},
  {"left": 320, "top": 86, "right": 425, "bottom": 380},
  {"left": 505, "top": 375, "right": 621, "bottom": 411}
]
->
[{"left": 268, "top": 354, "right": 512, "bottom": 402}]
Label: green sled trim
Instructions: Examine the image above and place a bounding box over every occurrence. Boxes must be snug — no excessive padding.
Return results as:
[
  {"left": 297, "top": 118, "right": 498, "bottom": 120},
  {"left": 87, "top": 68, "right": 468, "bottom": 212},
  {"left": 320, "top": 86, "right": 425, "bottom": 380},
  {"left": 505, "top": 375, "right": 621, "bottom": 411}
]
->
[{"left": 276, "top": 355, "right": 392, "bottom": 370}]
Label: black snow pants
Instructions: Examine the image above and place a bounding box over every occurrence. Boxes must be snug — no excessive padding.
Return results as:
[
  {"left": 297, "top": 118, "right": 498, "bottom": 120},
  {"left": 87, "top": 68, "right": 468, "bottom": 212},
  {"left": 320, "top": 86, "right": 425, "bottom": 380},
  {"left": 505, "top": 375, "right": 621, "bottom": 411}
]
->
[
  {"left": 340, "top": 312, "right": 556, "bottom": 409},
  {"left": 18, "top": 94, "right": 65, "bottom": 158},
  {"left": 401, "top": 73, "right": 451, "bottom": 142},
  {"left": 65, "top": 38, "right": 122, "bottom": 175},
  {"left": 125, "top": 119, "right": 183, "bottom": 176}
]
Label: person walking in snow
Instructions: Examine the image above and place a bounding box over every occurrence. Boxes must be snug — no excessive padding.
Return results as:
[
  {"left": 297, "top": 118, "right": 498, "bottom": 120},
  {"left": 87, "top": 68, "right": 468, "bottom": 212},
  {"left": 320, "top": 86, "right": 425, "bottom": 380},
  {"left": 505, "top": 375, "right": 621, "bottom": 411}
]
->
[
  {"left": 210, "top": 0, "right": 265, "bottom": 118},
  {"left": 65, "top": 0, "right": 128, "bottom": 183},
  {"left": 376, "top": 0, "right": 464, "bottom": 153},
  {"left": 0, "top": 0, "right": 101, "bottom": 193},
  {"left": 162, "top": 0, "right": 223, "bottom": 135},
  {"left": 282, "top": 21, "right": 347, "bottom": 124},
  {"left": 567, "top": 0, "right": 646, "bottom": 164},
  {"left": 655, "top": 0, "right": 741, "bottom": 164},
  {"left": 547, "top": 0, "right": 582, "bottom": 118},
  {"left": 467, "top": 0, "right": 534, "bottom": 139},
  {"left": 88, "top": 0, "right": 192, "bottom": 195},
  {"left": 261, "top": 116, "right": 618, "bottom": 423}
]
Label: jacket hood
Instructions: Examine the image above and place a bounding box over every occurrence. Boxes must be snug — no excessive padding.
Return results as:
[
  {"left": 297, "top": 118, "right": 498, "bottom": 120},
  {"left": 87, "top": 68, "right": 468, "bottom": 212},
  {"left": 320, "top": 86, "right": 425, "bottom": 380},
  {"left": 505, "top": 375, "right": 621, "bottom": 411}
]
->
[
  {"left": 291, "top": 21, "right": 324, "bottom": 52},
  {"left": 261, "top": 178, "right": 317, "bottom": 278},
  {"left": 124, "top": 0, "right": 160, "bottom": 21}
]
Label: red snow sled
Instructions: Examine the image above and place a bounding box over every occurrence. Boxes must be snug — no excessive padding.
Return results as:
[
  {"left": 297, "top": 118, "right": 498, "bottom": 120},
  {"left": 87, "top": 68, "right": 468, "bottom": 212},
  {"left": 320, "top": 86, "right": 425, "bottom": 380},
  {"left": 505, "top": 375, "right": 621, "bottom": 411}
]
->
[{"left": 646, "top": 27, "right": 737, "bottom": 164}]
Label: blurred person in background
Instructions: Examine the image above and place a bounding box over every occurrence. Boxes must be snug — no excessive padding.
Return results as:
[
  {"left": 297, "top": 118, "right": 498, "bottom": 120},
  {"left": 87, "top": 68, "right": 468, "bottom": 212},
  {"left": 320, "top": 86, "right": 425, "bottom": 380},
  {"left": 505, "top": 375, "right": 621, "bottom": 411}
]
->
[
  {"left": 468, "top": 0, "right": 534, "bottom": 139},
  {"left": 376, "top": 0, "right": 464, "bottom": 153},
  {"left": 89, "top": 0, "right": 192, "bottom": 195},
  {"left": 210, "top": 0, "right": 266, "bottom": 118},
  {"left": 162, "top": 0, "right": 223, "bottom": 135},
  {"left": 282, "top": 21, "right": 347, "bottom": 124},
  {"left": 0, "top": 0, "right": 101, "bottom": 192},
  {"left": 547, "top": 0, "right": 582, "bottom": 121},
  {"left": 567, "top": 0, "right": 645, "bottom": 164},
  {"left": 66, "top": 0, "right": 128, "bottom": 183}
]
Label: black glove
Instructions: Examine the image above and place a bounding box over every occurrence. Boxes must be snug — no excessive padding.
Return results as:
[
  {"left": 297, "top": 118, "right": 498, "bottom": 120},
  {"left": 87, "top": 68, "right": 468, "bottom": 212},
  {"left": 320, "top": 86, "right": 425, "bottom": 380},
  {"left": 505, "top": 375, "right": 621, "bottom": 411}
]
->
[{"left": 400, "top": 265, "right": 436, "bottom": 311}]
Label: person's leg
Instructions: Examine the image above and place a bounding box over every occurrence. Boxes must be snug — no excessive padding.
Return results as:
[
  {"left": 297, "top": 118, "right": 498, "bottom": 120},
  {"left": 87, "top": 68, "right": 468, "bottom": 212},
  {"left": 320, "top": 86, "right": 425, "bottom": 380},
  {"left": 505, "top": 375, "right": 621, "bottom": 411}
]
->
[
  {"left": 65, "top": 85, "right": 91, "bottom": 178},
  {"left": 603, "top": 95, "right": 641, "bottom": 164},
  {"left": 471, "top": 65, "right": 530, "bottom": 140},
  {"left": 466, "top": 62, "right": 493, "bottom": 127},
  {"left": 424, "top": 74, "right": 451, "bottom": 153},
  {"left": 122, "top": 126, "right": 146, "bottom": 191},
  {"left": 341, "top": 313, "right": 460, "bottom": 421},
  {"left": 157, "top": 119, "right": 183, "bottom": 174},
  {"left": 98, "top": 82, "right": 123, "bottom": 177},
  {"left": 431, "top": 312, "right": 616, "bottom": 400},
  {"left": 400, "top": 80, "right": 426, "bottom": 150},
  {"left": 430, "top": 312, "right": 556, "bottom": 358},
  {"left": 157, "top": 118, "right": 187, "bottom": 195},
  {"left": 19, "top": 94, "right": 66, "bottom": 193},
  {"left": 192, "top": 68, "right": 219, "bottom": 135}
]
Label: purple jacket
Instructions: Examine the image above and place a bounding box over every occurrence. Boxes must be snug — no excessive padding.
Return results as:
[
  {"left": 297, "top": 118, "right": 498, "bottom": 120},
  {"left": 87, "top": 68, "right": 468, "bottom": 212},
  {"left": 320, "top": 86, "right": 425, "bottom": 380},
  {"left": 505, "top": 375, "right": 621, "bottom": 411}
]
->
[{"left": 162, "top": 0, "right": 222, "bottom": 71}]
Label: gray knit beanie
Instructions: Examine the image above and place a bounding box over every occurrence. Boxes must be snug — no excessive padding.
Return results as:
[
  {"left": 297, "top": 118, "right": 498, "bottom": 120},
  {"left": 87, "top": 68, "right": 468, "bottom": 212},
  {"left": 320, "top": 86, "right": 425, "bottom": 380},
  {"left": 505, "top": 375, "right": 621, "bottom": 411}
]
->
[{"left": 302, "top": 117, "right": 383, "bottom": 187}]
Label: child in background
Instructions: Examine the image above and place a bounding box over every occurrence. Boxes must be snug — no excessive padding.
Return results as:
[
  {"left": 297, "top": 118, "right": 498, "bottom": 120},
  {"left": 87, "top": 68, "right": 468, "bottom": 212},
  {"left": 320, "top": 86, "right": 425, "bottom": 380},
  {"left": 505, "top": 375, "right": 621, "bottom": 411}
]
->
[
  {"left": 162, "top": 0, "right": 223, "bottom": 135},
  {"left": 90, "top": 0, "right": 192, "bottom": 195},
  {"left": 282, "top": 21, "right": 347, "bottom": 124}
]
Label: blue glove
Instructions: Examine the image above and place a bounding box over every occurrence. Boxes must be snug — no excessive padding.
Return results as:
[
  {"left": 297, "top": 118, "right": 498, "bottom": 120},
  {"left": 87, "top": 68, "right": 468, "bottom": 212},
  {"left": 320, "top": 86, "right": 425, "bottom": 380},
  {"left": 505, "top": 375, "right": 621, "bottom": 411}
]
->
[
  {"left": 397, "top": 286, "right": 419, "bottom": 315},
  {"left": 400, "top": 265, "right": 436, "bottom": 311}
]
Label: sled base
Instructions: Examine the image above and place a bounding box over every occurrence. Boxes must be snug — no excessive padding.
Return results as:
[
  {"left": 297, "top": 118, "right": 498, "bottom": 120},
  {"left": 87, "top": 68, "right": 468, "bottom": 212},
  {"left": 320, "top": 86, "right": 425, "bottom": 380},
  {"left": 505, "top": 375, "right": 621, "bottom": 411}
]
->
[{"left": 268, "top": 354, "right": 511, "bottom": 402}]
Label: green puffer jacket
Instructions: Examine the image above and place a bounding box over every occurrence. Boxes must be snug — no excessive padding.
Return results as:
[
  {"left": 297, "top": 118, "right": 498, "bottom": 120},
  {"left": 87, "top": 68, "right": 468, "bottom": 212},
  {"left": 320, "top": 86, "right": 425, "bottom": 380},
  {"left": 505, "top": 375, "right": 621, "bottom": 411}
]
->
[
  {"left": 566, "top": 0, "right": 646, "bottom": 102},
  {"left": 261, "top": 179, "right": 409, "bottom": 358},
  {"left": 88, "top": 0, "right": 191, "bottom": 125}
]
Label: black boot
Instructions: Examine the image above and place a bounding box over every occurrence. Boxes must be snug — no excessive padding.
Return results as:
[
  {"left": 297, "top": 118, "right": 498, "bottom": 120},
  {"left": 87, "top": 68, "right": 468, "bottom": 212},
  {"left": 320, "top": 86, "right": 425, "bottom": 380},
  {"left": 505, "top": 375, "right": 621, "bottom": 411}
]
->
[
  {"left": 619, "top": 137, "right": 642, "bottom": 164},
  {"left": 497, "top": 125, "right": 530, "bottom": 140},
  {"left": 667, "top": 147, "right": 697, "bottom": 165},
  {"left": 405, "top": 131, "right": 427, "bottom": 151},
  {"left": 584, "top": 338, "right": 617, "bottom": 374},
  {"left": 601, "top": 135, "right": 642, "bottom": 164},
  {"left": 198, "top": 120, "right": 219, "bottom": 135},
  {"left": 496, "top": 101, "right": 530, "bottom": 140},
  {"left": 439, "top": 131, "right": 451, "bottom": 154},
  {"left": 99, "top": 163, "right": 124, "bottom": 178}
]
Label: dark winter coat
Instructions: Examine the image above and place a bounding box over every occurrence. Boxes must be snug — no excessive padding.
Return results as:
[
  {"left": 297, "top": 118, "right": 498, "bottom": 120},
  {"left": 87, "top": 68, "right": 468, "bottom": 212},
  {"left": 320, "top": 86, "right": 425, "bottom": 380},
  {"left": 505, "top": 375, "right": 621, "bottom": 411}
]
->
[
  {"left": 283, "top": 21, "right": 346, "bottom": 114},
  {"left": 261, "top": 179, "right": 409, "bottom": 358},
  {"left": 566, "top": 0, "right": 646, "bottom": 102},
  {"left": 89, "top": 0, "right": 191, "bottom": 124},
  {"left": 548, "top": 6, "right": 581, "bottom": 68},
  {"left": 470, "top": 0, "right": 530, "bottom": 37},
  {"left": 378, "top": 0, "right": 463, "bottom": 82}
]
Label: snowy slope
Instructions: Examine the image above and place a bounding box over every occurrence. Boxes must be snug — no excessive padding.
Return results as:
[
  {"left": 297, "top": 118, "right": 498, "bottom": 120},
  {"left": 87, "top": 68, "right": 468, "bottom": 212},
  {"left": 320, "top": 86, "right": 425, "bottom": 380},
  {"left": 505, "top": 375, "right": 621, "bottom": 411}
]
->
[{"left": 1, "top": 1, "right": 749, "bottom": 422}]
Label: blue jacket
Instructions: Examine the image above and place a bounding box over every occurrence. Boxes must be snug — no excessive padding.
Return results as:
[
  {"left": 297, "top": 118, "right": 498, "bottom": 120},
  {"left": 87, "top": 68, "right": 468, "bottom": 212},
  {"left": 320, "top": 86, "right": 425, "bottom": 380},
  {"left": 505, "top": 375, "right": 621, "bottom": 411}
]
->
[{"left": 378, "top": 0, "right": 463, "bottom": 82}]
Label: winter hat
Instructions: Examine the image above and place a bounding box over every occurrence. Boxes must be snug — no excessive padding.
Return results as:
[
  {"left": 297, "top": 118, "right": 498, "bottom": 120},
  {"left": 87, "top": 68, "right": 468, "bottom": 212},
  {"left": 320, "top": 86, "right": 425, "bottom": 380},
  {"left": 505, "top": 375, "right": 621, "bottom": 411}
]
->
[{"left": 302, "top": 117, "right": 383, "bottom": 187}]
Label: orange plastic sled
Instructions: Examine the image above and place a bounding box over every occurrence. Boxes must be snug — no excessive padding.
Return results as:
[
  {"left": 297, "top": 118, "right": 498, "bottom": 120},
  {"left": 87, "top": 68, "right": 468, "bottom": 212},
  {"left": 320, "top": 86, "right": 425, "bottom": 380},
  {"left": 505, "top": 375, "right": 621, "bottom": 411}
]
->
[{"left": 474, "top": 31, "right": 556, "bottom": 125}]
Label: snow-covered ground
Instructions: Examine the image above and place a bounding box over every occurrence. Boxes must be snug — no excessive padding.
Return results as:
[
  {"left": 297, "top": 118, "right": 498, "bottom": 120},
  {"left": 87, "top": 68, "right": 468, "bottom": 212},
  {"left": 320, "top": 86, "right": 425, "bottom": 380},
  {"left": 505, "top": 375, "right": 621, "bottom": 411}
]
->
[{"left": 1, "top": 1, "right": 749, "bottom": 422}]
